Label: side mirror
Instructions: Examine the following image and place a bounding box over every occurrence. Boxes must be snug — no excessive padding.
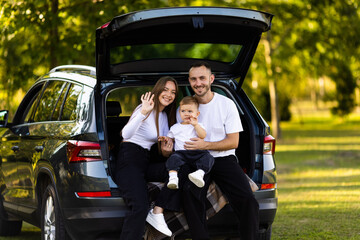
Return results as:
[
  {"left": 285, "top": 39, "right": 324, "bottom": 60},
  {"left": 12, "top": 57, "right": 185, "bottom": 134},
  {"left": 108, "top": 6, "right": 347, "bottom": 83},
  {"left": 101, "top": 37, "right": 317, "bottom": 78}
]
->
[{"left": 0, "top": 110, "right": 9, "bottom": 127}]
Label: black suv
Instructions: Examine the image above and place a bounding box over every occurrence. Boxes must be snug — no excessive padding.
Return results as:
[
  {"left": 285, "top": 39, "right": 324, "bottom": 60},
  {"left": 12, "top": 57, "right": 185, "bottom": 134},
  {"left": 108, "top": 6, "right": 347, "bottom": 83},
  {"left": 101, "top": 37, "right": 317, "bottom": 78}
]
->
[{"left": 0, "top": 7, "right": 277, "bottom": 240}]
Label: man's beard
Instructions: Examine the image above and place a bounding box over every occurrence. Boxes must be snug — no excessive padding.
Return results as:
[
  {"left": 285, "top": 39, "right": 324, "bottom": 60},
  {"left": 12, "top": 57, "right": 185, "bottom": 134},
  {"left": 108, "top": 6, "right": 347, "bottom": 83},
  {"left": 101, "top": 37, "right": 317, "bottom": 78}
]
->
[{"left": 194, "top": 85, "right": 210, "bottom": 97}]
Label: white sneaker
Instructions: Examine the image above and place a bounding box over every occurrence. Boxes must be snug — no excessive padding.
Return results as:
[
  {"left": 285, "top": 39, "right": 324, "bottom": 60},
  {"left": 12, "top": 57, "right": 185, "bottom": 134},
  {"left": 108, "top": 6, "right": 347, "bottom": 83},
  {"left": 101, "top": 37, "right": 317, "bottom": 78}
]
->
[
  {"left": 146, "top": 209, "right": 172, "bottom": 237},
  {"left": 167, "top": 176, "right": 179, "bottom": 189},
  {"left": 188, "top": 170, "right": 205, "bottom": 188}
]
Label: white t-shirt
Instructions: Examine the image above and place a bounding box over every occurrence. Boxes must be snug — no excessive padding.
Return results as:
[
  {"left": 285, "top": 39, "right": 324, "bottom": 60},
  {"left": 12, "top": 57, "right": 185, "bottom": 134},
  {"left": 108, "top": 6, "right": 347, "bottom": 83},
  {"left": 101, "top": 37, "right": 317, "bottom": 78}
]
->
[
  {"left": 177, "top": 93, "right": 243, "bottom": 157},
  {"left": 122, "top": 105, "right": 169, "bottom": 150},
  {"left": 167, "top": 122, "right": 206, "bottom": 151}
]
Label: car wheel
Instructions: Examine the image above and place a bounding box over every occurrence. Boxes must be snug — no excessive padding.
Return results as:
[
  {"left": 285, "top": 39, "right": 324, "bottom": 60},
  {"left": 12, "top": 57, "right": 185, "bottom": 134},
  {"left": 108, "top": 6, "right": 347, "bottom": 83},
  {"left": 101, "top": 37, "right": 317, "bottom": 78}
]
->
[
  {"left": 41, "top": 184, "right": 69, "bottom": 240},
  {"left": 0, "top": 198, "right": 22, "bottom": 236},
  {"left": 258, "top": 225, "right": 272, "bottom": 240}
]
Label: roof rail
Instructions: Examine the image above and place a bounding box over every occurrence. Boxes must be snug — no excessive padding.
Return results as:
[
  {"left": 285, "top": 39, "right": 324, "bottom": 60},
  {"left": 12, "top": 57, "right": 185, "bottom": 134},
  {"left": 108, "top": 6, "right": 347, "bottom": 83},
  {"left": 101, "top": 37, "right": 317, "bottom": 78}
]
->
[{"left": 49, "top": 65, "right": 96, "bottom": 76}]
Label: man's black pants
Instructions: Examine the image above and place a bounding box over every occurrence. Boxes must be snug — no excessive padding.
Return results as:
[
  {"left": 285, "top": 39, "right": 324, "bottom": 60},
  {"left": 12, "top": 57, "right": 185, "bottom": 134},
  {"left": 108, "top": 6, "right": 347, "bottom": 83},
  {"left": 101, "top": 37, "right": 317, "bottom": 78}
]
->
[{"left": 180, "top": 155, "right": 259, "bottom": 240}]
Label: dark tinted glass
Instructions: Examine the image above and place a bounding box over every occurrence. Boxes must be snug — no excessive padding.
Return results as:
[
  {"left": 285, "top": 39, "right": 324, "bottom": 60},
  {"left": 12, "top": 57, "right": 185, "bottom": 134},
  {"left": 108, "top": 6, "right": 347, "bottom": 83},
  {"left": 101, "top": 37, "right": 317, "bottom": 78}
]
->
[
  {"left": 33, "top": 81, "right": 67, "bottom": 122},
  {"left": 24, "top": 87, "right": 44, "bottom": 123},
  {"left": 61, "top": 84, "right": 82, "bottom": 121},
  {"left": 110, "top": 43, "right": 242, "bottom": 65},
  {"left": 51, "top": 83, "right": 69, "bottom": 121},
  {"left": 107, "top": 86, "right": 152, "bottom": 116}
]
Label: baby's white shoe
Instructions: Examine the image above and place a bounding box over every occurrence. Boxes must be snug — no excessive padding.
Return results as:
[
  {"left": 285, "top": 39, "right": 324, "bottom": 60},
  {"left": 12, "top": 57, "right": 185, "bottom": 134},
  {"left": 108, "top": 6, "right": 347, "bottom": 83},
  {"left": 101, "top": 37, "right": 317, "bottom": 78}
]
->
[
  {"left": 188, "top": 170, "right": 205, "bottom": 188},
  {"left": 167, "top": 175, "right": 179, "bottom": 189}
]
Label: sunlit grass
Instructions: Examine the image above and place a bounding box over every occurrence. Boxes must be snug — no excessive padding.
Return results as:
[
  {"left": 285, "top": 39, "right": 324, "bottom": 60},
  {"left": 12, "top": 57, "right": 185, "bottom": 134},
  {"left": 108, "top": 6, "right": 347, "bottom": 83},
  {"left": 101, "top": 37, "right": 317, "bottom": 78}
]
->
[
  {"left": 2, "top": 102, "right": 360, "bottom": 240},
  {"left": 272, "top": 104, "right": 360, "bottom": 240}
]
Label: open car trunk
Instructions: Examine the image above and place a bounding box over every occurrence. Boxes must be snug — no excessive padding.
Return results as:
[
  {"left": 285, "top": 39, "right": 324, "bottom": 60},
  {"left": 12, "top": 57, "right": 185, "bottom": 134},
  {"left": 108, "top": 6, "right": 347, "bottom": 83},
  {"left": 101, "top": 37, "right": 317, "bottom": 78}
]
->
[
  {"left": 96, "top": 7, "right": 273, "bottom": 88},
  {"left": 103, "top": 80, "right": 258, "bottom": 180}
]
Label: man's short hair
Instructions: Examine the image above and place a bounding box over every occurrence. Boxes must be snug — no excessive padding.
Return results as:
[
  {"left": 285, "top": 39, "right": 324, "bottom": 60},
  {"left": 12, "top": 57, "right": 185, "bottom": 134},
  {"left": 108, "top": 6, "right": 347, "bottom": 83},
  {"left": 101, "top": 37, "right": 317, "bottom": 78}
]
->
[
  {"left": 179, "top": 96, "right": 199, "bottom": 109},
  {"left": 190, "top": 61, "right": 212, "bottom": 72}
]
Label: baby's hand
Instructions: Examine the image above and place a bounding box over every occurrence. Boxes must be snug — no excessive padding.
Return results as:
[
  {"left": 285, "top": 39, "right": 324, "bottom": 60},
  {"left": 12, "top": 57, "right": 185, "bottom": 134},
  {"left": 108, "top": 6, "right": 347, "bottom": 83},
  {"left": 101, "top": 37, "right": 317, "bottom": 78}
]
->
[
  {"left": 189, "top": 116, "right": 198, "bottom": 126},
  {"left": 158, "top": 136, "right": 168, "bottom": 142},
  {"left": 159, "top": 136, "right": 174, "bottom": 152}
]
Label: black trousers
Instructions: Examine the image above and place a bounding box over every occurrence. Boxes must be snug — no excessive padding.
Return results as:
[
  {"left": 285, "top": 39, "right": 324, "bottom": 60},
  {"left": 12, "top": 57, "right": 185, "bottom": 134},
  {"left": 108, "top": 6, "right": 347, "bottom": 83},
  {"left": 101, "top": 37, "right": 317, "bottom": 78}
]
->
[
  {"left": 116, "top": 142, "right": 169, "bottom": 240},
  {"left": 180, "top": 155, "right": 259, "bottom": 240},
  {"left": 166, "top": 150, "right": 214, "bottom": 174}
]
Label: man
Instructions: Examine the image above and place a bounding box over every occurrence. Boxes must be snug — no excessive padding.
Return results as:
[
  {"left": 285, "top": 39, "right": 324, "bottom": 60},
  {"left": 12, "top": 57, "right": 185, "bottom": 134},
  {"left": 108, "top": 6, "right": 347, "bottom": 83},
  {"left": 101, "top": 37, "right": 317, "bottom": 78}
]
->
[{"left": 179, "top": 61, "right": 259, "bottom": 240}]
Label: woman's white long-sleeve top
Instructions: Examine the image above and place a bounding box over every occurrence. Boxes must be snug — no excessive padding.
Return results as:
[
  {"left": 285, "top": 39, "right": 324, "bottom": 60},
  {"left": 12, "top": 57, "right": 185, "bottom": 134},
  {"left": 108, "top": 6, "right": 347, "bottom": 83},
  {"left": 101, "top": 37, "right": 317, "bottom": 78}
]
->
[{"left": 121, "top": 105, "right": 169, "bottom": 150}]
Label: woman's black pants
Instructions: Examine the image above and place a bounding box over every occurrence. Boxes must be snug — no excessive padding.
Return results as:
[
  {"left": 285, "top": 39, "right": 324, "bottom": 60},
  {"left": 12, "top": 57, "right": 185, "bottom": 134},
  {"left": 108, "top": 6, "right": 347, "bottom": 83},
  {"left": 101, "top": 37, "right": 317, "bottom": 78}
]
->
[
  {"left": 115, "top": 142, "right": 168, "bottom": 240},
  {"left": 116, "top": 142, "right": 178, "bottom": 239}
]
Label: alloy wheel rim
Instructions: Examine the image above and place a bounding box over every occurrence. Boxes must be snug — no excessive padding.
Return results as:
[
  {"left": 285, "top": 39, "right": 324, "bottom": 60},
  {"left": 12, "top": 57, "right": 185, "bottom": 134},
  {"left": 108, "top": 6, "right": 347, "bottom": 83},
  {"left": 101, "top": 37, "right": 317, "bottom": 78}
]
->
[{"left": 44, "top": 195, "right": 56, "bottom": 240}]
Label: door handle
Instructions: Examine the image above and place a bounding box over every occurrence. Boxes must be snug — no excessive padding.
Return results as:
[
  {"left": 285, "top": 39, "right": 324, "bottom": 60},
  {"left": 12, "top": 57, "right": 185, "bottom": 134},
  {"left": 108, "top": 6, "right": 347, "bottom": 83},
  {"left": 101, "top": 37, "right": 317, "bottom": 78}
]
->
[
  {"left": 34, "top": 145, "right": 44, "bottom": 152},
  {"left": 11, "top": 146, "right": 19, "bottom": 152}
]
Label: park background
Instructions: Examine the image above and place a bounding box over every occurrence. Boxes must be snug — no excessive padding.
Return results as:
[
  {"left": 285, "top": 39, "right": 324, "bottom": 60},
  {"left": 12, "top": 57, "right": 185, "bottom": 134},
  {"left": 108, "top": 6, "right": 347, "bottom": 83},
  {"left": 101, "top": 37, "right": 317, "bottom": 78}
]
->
[{"left": 0, "top": 0, "right": 359, "bottom": 239}]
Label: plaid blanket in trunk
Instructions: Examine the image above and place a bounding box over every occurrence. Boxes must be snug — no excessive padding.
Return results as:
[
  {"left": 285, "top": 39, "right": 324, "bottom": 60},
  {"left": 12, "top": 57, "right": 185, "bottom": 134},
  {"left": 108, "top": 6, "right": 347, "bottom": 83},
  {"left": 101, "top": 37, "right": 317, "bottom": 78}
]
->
[{"left": 145, "top": 181, "right": 229, "bottom": 240}]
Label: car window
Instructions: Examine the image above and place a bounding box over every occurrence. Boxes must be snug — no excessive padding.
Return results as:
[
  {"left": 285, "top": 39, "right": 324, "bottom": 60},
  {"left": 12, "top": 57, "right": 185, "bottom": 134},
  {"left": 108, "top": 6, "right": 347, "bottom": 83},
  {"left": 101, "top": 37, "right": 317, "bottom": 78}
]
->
[
  {"left": 107, "top": 86, "right": 187, "bottom": 117},
  {"left": 61, "top": 84, "right": 83, "bottom": 121},
  {"left": 23, "top": 84, "right": 45, "bottom": 124},
  {"left": 110, "top": 43, "right": 242, "bottom": 65},
  {"left": 33, "top": 81, "right": 67, "bottom": 122},
  {"left": 51, "top": 82, "right": 70, "bottom": 121},
  {"left": 107, "top": 86, "right": 152, "bottom": 116}
]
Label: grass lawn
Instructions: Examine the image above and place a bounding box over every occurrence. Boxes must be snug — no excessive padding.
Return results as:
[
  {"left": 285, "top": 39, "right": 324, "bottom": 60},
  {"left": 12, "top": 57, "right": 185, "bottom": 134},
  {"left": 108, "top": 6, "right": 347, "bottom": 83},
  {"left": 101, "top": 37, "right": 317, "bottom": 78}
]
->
[
  {"left": 272, "top": 105, "right": 360, "bottom": 240},
  {"left": 1, "top": 102, "right": 360, "bottom": 240}
]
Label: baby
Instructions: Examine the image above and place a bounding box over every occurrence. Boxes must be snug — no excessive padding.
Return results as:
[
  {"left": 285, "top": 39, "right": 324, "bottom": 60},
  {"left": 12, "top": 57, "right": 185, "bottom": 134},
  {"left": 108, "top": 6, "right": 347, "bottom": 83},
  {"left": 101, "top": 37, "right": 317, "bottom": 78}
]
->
[{"left": 162, "top": 96, "right": 214, "bottom": 189}]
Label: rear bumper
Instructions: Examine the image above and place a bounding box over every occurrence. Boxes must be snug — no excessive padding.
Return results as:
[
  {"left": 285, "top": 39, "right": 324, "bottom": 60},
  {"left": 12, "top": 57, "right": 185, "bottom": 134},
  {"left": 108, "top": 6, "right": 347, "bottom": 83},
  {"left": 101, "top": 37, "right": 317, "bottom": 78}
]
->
[
  {"left": 256, "top": 188, "right": 278, "bottom": 226},
  {"left": 62, "top": 197, "right": 127, "bottom": 239}
]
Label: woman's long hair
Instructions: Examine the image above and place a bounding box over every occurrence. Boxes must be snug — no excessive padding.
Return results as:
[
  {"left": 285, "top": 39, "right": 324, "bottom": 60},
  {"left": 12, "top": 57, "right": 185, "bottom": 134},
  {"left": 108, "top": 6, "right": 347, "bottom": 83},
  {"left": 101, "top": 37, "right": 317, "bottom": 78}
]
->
[{"left": 147, "top": 76, "right": 178, "bottom": 138}]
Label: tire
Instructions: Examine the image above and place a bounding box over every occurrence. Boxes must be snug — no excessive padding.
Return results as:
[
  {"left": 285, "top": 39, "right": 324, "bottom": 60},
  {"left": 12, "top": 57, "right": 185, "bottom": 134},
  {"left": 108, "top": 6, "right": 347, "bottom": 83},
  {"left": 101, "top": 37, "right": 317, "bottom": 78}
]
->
[
  {"left": 41, "top": 184, "right": 69, "bottom": 240},
  {"left": 258, "top": 225, "right": 272, "bottom": 240},
  {"left": 0, "top": 198, "right": 22, "bottom": 236}
]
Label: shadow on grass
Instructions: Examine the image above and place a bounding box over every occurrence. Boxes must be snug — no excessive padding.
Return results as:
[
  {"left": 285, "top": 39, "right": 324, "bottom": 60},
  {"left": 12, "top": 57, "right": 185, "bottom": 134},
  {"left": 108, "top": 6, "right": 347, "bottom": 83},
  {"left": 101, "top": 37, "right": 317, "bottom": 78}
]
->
[
  {"left": 0, "top": 232, "right": 40, "bottom": 240},
  {"left": 0, "top": 223, "right": 40, "bottom": 240},
  {"left": 275, "top": 150, "right": 360, "bottom": 169}
]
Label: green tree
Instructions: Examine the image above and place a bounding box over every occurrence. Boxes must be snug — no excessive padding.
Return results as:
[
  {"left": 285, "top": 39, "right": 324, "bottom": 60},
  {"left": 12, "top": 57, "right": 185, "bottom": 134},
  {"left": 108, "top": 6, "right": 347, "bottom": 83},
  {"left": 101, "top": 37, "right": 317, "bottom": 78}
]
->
[{"left": 1, "top": 0, "right": 359, "bottom": 124}]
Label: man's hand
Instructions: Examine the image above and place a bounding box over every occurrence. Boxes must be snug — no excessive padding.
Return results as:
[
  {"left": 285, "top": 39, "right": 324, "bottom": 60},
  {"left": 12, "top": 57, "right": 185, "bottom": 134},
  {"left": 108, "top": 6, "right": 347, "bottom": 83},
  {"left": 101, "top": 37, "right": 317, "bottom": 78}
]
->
[
  {"left": 184, "top": 137, "right": 208, "bottom": 150},
  {"left": 184, "top": 132, "right": 239, "bottom": 151}
]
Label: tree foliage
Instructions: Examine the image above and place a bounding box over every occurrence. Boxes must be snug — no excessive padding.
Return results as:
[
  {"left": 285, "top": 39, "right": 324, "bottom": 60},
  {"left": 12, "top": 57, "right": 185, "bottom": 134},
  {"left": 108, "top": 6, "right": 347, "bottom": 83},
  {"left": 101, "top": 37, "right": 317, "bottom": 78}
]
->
[{"left": 0, "top": 0, "right": 359, "bottom": 121}]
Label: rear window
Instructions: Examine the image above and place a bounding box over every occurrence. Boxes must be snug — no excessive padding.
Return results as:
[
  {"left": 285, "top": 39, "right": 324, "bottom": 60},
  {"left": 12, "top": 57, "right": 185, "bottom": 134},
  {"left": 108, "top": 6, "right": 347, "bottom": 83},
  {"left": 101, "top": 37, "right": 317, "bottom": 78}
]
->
[
  {"left": 105, "top": 85, "right": 233, "bottom": 117},
  {"left": 110, "top": 43, "right": 242, "bottom": 65},
  {"left": 107, "top": 86, "right": 152, "bottom": 116}
]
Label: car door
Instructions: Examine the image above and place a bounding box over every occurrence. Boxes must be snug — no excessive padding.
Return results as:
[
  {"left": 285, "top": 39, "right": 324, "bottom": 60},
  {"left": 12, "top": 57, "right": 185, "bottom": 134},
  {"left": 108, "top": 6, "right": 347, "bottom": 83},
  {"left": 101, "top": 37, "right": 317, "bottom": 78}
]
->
[
  {"left": 14, "top": 80, "right": 68, "bottom": 209},
  {"left": 0, "top": 82, "right": 45, "bottom": 214},
  {"left": 0, "top": 128, "right": 21, "bottom": 209}
]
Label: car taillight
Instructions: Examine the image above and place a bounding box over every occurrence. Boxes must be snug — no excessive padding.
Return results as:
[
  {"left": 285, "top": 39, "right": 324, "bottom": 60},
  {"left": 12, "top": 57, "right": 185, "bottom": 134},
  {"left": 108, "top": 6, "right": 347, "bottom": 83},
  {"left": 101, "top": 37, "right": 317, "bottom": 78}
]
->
[
  {"left": 76, "top": 191, "right": 111, "bottom": 198},
  {"left": 260, "top": 183, "right": 276, "bottom": 190},
  {"left": 101, "top": 22, "right": 110, "bottom": 28},
  {"left": 263, "top": 135, "right": 276, "bottom": 155},
  {"left": 67, "top": 140, "right": 102, "bottom": 163}
]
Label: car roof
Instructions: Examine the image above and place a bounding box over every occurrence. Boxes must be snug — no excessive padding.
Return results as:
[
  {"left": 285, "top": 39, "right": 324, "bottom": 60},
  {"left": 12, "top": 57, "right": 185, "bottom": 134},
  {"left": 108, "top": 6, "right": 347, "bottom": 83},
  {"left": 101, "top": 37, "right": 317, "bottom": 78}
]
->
[{"left": 42, "top": 65, "right": 97, "bottom": 88}]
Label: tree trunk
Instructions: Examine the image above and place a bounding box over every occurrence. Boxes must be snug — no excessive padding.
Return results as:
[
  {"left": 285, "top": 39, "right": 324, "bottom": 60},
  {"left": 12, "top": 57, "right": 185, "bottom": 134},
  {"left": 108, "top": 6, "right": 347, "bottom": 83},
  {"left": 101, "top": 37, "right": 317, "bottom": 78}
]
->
[
  {"left": 263, "top": 35, "right": 281, "bottom": 139},
  {"left": 50, "top": 0, "right": 59, "bottom": 69}
]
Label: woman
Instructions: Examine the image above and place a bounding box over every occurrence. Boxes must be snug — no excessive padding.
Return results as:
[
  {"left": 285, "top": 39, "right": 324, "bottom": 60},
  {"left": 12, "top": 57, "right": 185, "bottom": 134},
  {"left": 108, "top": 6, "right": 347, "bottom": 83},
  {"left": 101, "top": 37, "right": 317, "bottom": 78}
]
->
[{"left": 116, "top": 76, "right": 178, "bottom": 240}]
